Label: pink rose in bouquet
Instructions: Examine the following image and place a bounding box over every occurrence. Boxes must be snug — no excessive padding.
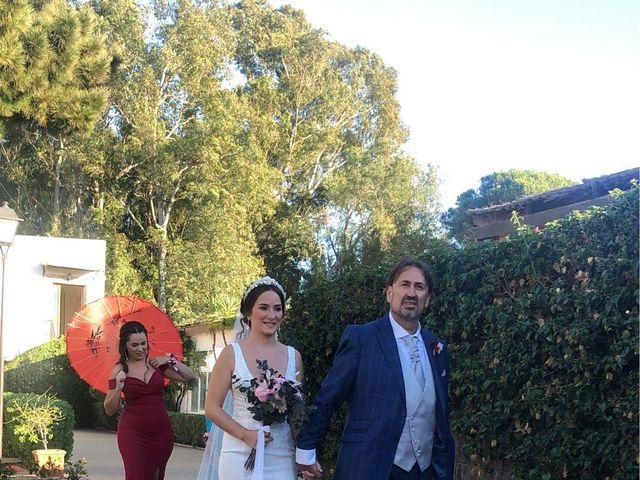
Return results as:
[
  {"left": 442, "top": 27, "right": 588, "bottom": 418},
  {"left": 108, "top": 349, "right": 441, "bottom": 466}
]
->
[{"left": 255, "top": 382, "right": 278, "bottom": 402}]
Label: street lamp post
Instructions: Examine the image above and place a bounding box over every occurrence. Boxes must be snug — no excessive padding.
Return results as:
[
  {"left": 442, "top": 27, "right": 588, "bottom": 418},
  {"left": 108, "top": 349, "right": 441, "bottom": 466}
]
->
[{"left": 0, "top": 202, "right": 23, "bottom": 460}]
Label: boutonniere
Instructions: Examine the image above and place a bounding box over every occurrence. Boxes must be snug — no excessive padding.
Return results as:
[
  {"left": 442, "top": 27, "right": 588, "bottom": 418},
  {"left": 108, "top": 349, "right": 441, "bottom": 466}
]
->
[{"left": 432, "top": 341, "right": 443, "bottom": 356}]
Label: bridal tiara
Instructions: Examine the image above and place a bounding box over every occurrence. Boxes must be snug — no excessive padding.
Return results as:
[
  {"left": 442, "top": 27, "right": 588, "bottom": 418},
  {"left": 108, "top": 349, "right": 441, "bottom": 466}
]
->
[{"left": 242, "top": 276, "right": 286, "bottom": 302}]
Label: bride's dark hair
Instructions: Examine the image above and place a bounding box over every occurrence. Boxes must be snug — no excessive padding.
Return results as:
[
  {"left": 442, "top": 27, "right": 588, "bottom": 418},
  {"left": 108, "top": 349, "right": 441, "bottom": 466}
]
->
[{"left": 237, "top": 284, "right": 286, "bottom": 339}]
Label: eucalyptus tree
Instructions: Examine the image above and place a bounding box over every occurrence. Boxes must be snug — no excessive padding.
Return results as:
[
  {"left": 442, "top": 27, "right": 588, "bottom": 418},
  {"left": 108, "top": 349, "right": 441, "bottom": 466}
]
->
[
  {"left": 231, "top": 0, "right": 440, "bottom": 280},
  {"left": 0, "top": 0, "right": 111, "bottom": 234},
  {"left": 94, "top": 0, "right": 278, "bottom": 313},
  {"left": 324, "top": 158, "right": 441, "bottom": 270}
]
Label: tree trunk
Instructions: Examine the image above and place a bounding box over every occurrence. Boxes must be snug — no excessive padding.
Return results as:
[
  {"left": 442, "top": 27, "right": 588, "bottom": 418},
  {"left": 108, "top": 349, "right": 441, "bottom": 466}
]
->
[
  {"left": 51, "top": 137, "right": 64, "bottom": 235},
  {"left": 154, "top": 198, "right": 173, "bottom": 311},
  {"left": 174, "top": 384, "right": 186, "bottom": 412},
  {"left": 156, "top": 230, "right": 168, "bottom": 310}
]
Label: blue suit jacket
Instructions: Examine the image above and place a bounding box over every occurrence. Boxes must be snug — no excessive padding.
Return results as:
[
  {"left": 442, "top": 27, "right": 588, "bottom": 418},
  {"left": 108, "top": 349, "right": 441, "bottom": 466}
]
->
[{"left": 297, "top": 314, "right": 455, "bottom": 480}]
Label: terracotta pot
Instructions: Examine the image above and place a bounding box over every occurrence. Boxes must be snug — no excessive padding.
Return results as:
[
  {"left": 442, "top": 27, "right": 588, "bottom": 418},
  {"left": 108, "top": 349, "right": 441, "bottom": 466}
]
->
[{"left": 32, "top": 449, "right": 66, "bottom": 471}]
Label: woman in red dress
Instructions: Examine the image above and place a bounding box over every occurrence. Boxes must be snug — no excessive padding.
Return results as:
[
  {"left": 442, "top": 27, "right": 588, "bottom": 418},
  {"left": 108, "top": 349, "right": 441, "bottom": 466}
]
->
[{"left": 104, "top": 321, "right": 197, "bottom": 480}]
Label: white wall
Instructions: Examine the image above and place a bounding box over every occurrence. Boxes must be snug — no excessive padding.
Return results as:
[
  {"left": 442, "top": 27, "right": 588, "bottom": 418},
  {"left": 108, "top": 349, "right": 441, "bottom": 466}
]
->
[
  {"left": 1, "top": 235, "right": 106, "bottom": 360},
  {"left": 182, "top": 326, "right": 233, "bottom": 413}
]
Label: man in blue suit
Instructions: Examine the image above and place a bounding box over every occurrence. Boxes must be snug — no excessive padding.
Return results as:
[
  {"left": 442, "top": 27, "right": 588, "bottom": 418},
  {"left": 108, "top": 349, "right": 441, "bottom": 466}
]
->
[{"left": 296, "top": 257, "right": 455, "bottom": 480}]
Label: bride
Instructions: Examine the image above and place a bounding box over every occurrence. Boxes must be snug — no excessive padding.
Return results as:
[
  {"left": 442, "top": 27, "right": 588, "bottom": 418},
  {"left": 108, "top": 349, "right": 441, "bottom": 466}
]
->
[{"left": 201, "top": 277, "right": 307, "bottom": 480}]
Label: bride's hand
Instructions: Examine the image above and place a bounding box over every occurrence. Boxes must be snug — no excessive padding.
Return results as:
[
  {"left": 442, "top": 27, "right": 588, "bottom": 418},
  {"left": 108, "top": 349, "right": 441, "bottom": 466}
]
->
[
  {"left": 241, "top": 428, "right": 272, "bottom": 449},
  {"left": 299, "top": 460, "right": 323, "bottom": 478}
]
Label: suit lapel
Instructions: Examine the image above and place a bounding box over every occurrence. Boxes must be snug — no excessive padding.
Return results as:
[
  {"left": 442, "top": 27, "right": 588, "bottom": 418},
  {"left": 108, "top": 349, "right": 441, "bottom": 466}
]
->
[
  {"left": 422, "top": 329, "right": 438, "bottom": 373},
  {"left": 376, "top": 315, "right": 406, "bottom": 402},
  {"left": 421, "top": 328, "right": 446, "bottom": 428}
]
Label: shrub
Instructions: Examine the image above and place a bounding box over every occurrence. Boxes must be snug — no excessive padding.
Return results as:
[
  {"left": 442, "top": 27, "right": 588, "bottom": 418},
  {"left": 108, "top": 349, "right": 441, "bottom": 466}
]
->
[
  {"left": 92, "top": 398, "right": 118, "bottom": 431},
  {"left": 4, "top": 338, "right": 97, "bottom": 427},
  {"left": 168, "top": 412, "right": 206, "bottom": 448},
  {"left": 283, "top": 188, "right": 639, "bottom": 480},
  {"left": 64, "top": 458, "right": 88, "bottom": 480},
  {"left": 0, "top": 463, "right": 18, "bottom": 478},
  {"left": 3, "top": 392, "right": 75, "bottom": 471},
  {"left": 282, "top": 260, "right": 391, "bottom": 468},
  {"left": 7, "top": 392, "right": 65, "bottom": 450}
]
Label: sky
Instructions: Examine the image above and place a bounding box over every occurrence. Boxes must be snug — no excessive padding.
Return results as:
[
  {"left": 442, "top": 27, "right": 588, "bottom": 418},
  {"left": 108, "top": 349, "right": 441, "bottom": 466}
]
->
[{"left": 270, "top": 0, "right": 640, "bottom": 208}]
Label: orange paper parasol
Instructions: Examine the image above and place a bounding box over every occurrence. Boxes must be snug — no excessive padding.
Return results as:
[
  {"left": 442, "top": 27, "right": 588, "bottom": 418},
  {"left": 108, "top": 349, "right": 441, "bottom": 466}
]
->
[{"left": 66, "top": 295, "right": 183, "bottom": 394}]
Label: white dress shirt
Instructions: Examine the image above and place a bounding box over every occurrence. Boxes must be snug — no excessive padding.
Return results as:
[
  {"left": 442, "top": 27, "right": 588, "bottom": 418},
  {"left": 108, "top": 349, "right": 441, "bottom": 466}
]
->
[{"left": 389, "top": 312, "right": 429, "bottom": 382}]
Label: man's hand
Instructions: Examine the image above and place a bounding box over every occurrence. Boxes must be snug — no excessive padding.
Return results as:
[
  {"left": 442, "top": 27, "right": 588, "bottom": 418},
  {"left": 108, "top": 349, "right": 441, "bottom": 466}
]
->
[{"left": 297, "top": 461, "right": 323, "bottom": 479}]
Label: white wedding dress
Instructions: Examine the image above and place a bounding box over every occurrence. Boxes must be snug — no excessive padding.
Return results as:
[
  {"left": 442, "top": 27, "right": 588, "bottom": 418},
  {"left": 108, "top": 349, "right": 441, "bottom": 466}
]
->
[{"left": 217, "top": 342, "right": 298, "bottom": 480}]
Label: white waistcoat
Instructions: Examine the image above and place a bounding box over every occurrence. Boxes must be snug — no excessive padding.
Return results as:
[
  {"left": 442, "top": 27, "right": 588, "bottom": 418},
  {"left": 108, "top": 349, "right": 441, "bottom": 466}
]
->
[{"left": 393, "top": 345, "right": 437, "bottom": 472}]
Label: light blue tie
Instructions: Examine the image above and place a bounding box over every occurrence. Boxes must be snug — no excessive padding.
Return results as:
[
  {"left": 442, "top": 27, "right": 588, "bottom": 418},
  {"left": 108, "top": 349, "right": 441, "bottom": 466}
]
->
[{"left": 404, "top": 335, "right": 426, "bottom": 390}]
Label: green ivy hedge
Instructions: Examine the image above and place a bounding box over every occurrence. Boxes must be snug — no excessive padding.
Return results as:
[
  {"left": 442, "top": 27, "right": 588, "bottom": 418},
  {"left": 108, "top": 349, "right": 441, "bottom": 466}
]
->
[
  {"left": 282, "top": 188, "right": 638, "bottom": 480},
  {"left": 4, "top": 338, "right": 98, "bottom": 427},
  {"left": 168, "top": 412, "right": 206, "bottom": 448},
  {"left": 2, "top": 392, "right": 75, "bottom": 471},
  {"left": 93, "top": 398, "right": 119, "bottom": 431},
  {"left": 282, "top": 260, "right": 390, "bottom": 470}
]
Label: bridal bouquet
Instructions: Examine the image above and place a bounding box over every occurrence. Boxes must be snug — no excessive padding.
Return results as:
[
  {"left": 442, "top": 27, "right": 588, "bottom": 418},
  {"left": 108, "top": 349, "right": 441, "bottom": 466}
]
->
[{"left": 233, "top": 359, "right": 305, "bottom": 471}]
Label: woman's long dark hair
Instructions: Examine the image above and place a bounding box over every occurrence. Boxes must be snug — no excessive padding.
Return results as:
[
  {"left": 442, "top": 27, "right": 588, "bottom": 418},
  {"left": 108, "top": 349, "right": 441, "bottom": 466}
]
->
[
  {"left": 237, "top": 284, "right": 286, "bottom": 340},
  {"left": 118, "top": 320, "right": 148, "bottom": 374}
]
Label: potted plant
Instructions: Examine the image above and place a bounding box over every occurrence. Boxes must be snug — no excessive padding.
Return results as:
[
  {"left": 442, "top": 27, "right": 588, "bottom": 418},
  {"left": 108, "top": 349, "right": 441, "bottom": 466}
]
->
[{"left": 6, "top": 392, "right": 66, "bottom": 474}]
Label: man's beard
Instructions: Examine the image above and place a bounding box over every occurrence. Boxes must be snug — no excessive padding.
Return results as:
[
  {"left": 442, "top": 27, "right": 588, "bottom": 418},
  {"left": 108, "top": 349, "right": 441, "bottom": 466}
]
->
[
  {"left": 395, "top": 308, "right": 420, "bottom": 323},
  {"left": 394, "top": 298, "right": 422, "bottom": 323}
]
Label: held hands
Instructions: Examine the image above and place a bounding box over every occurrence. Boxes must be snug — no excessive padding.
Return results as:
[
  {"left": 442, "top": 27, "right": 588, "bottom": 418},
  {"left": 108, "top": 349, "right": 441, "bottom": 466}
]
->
[{"left": 297, "top": 461, "right": 323, "bottom": 479}]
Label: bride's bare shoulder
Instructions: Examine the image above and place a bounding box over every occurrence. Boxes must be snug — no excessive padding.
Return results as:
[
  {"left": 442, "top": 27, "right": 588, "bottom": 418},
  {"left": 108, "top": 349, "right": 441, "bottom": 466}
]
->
[{"left": 212, "top": 343, "right": 236, "bottom": 370}]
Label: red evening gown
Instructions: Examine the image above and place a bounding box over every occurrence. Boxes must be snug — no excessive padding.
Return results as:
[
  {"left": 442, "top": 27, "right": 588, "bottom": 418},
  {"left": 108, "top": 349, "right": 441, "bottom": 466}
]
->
[{"left": 117, "top": 366, "right": 173, "bottom": 479}]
